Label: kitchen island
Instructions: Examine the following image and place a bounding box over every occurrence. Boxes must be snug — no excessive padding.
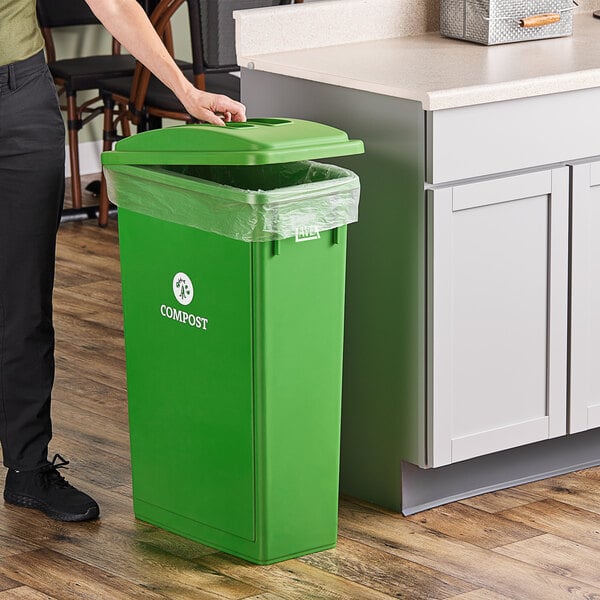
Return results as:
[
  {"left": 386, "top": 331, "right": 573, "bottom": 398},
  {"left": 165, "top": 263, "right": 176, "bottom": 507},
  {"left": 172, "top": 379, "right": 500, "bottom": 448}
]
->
[{"left": 235, "top": 0, "right": 600, "bottom": 514}]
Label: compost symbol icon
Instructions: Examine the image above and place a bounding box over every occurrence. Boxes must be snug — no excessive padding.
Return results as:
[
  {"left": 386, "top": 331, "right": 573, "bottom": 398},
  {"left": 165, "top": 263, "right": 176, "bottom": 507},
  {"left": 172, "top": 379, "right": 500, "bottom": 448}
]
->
[{"left": 173, "top": 272, "right": 194, "bottom": 306}]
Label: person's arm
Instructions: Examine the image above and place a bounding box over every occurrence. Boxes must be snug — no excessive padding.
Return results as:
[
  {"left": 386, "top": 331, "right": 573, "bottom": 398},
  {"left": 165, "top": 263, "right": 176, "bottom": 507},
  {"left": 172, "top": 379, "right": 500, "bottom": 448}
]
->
[{"left": 85, "top": 0, "right": 246, "bottom": 125}]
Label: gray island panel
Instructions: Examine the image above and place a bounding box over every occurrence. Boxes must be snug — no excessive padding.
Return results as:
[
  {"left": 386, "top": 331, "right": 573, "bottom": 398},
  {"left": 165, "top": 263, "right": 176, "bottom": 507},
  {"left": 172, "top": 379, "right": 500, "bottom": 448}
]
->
[{"left": 243, "top": 69, "right": 427, "bottom": 509}]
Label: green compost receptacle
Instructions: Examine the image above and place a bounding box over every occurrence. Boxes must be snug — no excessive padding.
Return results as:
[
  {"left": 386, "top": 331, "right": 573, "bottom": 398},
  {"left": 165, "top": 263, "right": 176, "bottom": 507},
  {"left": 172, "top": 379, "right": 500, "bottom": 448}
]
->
[{"left": 102, "top": 118, "right": 364, "bottom": 565}]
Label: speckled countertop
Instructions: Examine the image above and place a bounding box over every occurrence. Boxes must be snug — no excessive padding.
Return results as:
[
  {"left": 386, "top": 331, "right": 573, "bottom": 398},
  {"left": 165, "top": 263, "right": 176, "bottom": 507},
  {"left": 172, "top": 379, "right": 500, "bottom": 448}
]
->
[{"left": 235, "top": 3, "right": 600, "bottom": 111}]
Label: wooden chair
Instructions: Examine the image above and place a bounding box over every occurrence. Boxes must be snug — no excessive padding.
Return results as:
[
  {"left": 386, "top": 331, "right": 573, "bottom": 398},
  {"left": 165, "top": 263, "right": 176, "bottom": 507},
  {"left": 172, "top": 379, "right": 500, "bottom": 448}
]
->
[
  {"left": 36, "top": 0, "right": 139, "bottom": 209},
  {"left": 97, "top": 0, "right": 298, "bottom": 226}
]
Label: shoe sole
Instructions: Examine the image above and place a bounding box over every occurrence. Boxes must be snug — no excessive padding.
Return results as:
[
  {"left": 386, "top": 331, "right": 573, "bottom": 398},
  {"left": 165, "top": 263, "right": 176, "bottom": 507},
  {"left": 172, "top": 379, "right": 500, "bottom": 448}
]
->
[{"left": 3, "top": 491, "right": 99, "bottom": 522}]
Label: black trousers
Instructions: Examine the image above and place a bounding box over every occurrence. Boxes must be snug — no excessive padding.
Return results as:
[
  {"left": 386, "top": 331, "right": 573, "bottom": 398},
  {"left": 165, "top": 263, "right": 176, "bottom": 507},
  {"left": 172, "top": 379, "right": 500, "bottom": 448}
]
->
[{"left": 0, "top": 51, "right": 64, "bottom": 471}]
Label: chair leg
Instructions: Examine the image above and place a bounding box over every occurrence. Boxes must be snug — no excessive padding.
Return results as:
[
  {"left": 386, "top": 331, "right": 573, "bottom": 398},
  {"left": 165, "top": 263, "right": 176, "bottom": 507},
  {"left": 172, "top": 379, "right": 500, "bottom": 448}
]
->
[
  {"left": 66, "top": 92, "right": 83, "bottom": 209},
  {"left": 148, "top": 115, "right": 162, "bottom": 130},
  {"left": 99, "top": 176, "right": 110, "bottom": 228},
  {"left": 99, "top": 95, "right": 116, "bottom": 227},
  {"left": 117, "top": 103, "right": 131, "bottom": 137}
]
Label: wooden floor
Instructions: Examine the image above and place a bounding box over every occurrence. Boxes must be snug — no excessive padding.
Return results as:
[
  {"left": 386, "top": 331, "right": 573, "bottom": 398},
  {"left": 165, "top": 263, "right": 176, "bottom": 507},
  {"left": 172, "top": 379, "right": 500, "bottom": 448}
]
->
[{"left": 1, "top": 175, "right": 600, "bottom": 599}]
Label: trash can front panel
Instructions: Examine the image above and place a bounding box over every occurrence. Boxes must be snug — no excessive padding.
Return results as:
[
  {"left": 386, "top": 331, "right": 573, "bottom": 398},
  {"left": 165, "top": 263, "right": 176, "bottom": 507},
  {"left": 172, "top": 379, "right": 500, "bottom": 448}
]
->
[{"left": 119, "top": 209, "right": 256, "bottom": 541}]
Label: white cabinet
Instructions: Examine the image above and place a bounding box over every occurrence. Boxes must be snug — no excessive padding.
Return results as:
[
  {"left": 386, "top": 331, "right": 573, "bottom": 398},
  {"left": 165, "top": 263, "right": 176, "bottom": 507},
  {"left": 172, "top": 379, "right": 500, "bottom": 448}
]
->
[
  {"left": 570, "top": 162, "right": 600, "bottom": 433},
  {"left": 428, "top": 169, "right": 569, "bottom": 466}
]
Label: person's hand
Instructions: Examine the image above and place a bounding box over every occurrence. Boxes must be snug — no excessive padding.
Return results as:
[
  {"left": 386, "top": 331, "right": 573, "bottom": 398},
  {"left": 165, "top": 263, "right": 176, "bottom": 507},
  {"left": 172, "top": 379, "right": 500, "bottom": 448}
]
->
[{"left": 181, "top": 86, "right": 247, "bottom": 126}]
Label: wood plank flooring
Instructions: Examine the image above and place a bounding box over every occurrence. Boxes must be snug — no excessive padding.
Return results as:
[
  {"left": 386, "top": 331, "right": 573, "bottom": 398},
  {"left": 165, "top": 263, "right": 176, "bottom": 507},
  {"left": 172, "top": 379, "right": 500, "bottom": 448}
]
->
[{"left": 1, "top": 175, "right": 599, "bottom": 598}]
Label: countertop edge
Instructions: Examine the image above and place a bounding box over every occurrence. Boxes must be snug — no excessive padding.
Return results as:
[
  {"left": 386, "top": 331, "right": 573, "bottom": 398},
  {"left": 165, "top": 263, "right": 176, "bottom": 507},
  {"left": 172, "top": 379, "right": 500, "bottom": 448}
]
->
[
  {"left": 425, "top": 70, "right": 600, "bottom": 111},
  {"left": 240, "top": 53, "right": 600, "bottom": 111}
]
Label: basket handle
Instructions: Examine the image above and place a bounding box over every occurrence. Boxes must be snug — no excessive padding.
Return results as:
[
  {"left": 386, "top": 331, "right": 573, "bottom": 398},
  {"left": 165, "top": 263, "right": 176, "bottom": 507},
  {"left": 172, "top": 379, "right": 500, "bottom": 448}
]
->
[{"left": 519, "top": 13, "right": 561, "bottom": 27}]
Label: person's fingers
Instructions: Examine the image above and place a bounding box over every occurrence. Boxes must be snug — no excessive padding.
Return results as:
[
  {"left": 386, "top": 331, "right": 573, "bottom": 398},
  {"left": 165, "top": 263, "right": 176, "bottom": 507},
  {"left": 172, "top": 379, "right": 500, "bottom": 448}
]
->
[
  {"left": 182, "top": 90, "right": 246, "bottom": 125},
  {"left": 212, "top": 95, "right": 246, "bottom": 122},
  {"left": 197, "top": 108, "right": 226, "bottom": 126},
  {"left": 231, "top": 110, "right": 245, "bottom": 123}
]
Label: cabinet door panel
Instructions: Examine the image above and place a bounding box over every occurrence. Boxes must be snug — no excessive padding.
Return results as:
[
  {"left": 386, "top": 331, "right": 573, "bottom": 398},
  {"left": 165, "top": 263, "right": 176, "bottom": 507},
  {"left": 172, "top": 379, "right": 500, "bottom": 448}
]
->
[
  {"left": 570, "top": 162, "right": 600, "bottom": 433},
  {"left": 428, "top": 169, "right": 569, "bottom": 467}
]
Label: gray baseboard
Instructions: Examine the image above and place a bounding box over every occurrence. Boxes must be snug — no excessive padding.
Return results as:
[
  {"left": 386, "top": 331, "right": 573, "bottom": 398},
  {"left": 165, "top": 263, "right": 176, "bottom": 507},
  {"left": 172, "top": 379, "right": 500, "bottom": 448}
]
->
[{"left": 401, "top": 428, "right": 600, "bottom": 515}]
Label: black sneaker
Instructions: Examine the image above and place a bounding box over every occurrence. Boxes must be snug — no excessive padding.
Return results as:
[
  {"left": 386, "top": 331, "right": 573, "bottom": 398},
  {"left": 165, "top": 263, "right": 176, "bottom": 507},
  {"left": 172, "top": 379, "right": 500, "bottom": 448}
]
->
[{"left": 3, "top": 454, "right": 100, "bottom": 522}]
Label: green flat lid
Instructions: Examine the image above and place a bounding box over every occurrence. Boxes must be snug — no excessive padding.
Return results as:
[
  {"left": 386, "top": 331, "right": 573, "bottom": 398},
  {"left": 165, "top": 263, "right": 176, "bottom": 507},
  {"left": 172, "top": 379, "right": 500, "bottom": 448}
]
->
[{"left": 101, "top": 118, "right": 364, "bottom": 166}]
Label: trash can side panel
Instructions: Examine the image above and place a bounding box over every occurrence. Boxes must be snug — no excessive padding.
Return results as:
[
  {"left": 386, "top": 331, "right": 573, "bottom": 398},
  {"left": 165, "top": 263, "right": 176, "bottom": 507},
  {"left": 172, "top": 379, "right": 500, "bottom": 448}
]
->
[
  {"left": 252, "top": 229, "right": 348, "bottom": 561},
  {"left": 119, "top": 209, "right": 256, "bottom": 542}
]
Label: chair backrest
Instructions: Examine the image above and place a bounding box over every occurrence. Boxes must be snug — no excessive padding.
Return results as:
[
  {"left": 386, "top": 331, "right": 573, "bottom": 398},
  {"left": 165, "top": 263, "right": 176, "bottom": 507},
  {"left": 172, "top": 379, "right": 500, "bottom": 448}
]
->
[
  {"left": 129, "top": 0, "right": 297, "bottom": 120},
  {"left": 36, "top": 0, "right": 100, "bottom": 28},
  {"left": 129, "top": 0, "right": 190, "bottom": 117},
  {"left": 198, "top": 0, "right": 294, "bottom": 71},
  {"left": 36, "top": 0, "right": 126, "bottom": 62}
]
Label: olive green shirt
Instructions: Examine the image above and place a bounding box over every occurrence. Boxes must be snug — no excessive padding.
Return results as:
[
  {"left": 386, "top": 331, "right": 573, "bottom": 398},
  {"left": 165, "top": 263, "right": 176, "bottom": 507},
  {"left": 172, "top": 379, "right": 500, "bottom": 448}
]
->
[{"left": 0, "top": 0, "right": 44, "bottom": 66}]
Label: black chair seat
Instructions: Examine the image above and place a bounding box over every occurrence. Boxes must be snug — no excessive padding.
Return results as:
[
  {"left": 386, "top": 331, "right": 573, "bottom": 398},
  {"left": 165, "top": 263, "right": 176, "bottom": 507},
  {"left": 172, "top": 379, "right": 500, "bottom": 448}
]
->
[
  {"left": 50, "top": 55, "right": 138, "bottom": 92},
  {"left": 99, "top": 70, "right": 240, "bottom": 113}
]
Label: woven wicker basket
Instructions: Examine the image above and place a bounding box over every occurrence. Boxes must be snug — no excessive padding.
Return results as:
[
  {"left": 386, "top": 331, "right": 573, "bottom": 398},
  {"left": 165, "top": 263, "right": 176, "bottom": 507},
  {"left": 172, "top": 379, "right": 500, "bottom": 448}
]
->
[{"left": 440, "top": 0, "right": 575, "bottom": 45}]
